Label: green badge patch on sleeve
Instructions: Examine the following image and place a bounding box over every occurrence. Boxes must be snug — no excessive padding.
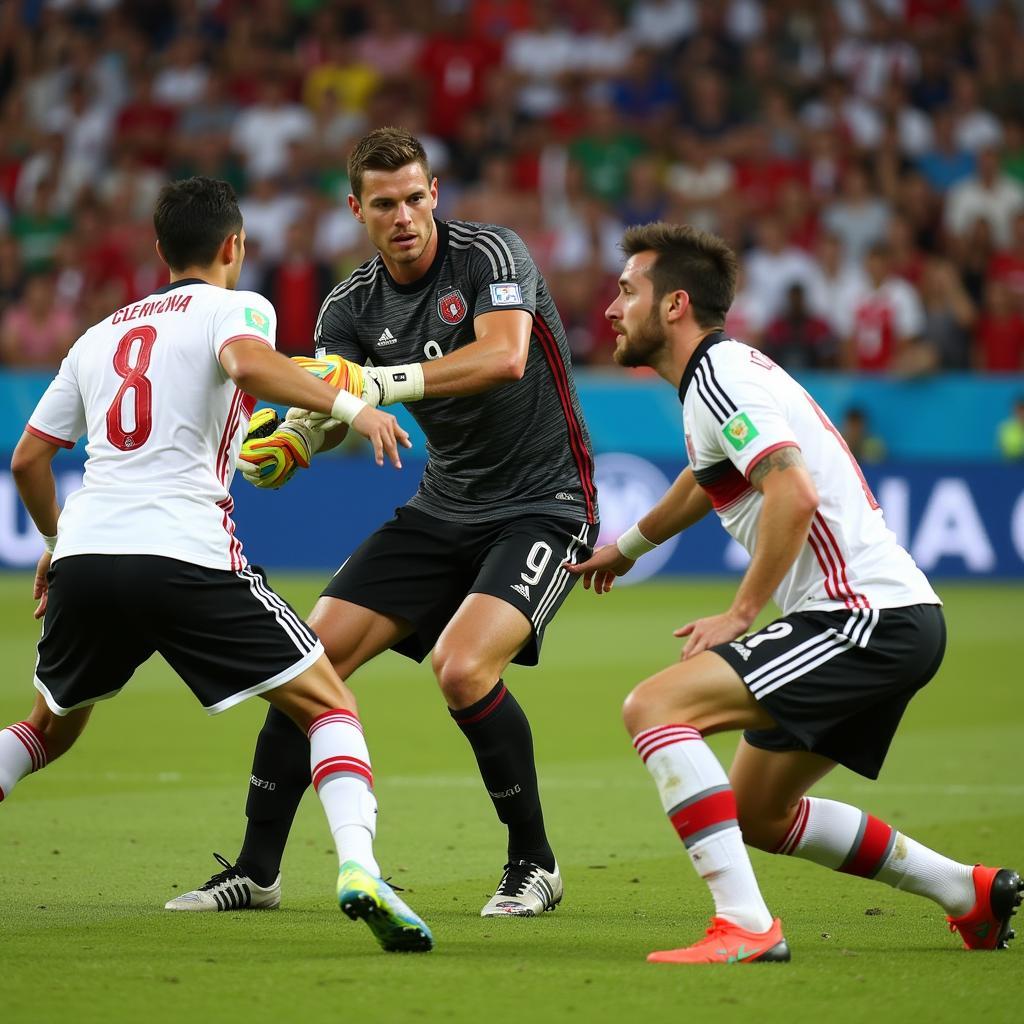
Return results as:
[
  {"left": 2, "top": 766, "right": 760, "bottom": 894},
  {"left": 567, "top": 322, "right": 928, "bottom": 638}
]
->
[
  {"left": 245, "top": 307, "right": 270, "bottom": 337},
  {"left": 722, "top": 411, "right": 760, "bottom": 451}
]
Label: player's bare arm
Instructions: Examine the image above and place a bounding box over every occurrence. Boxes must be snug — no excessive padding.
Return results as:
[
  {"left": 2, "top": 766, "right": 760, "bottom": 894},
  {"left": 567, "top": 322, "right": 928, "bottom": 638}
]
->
[
  {"left": 675, "top": 444, "right": 818, "bottom": 659},
  {"left": 221, "top": 339, "right": 411, "bottom": 468},
  {"left": 566, "top": 468, "right": 713, "bottom": 594},
  {"left": 11, "top": 431, "right": 62, "bottom": 618}
]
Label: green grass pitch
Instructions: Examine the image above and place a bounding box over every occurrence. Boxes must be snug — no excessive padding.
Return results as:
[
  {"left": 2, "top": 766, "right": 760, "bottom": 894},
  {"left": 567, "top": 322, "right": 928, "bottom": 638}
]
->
[{"left": 1, "top": 575, "right": 1021, "bottom": 1024}]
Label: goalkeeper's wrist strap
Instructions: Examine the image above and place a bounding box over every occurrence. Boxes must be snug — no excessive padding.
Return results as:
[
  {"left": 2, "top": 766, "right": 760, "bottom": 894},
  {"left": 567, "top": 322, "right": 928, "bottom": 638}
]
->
[
  {"left": 42, "top": 534, "right": 57, "bottom": 554},
  {"left": 330, "top": 389, "right": 368, "bottom": 425},
  {"left": 375, "top": 363, "right": 425, "bottom": 405},
  {"left": 617, "top": 523, "right": 657, "bottom": 560}
]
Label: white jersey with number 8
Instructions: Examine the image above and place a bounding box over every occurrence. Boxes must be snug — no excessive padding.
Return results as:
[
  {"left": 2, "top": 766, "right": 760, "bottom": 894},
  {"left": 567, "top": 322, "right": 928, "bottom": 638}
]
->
[{"left": 27, "top": 280, "right": 277, "bottom": 571}]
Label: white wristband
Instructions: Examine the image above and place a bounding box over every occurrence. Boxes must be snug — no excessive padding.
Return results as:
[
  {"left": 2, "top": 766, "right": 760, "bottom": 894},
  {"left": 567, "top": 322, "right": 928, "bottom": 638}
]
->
[
  {"left": 330, "top": 389, "right": 368, "bottom": 425},
  {"left": 43, "top": 534, "right": 57, "bottom": 554},
  {"left": 616, "top": 523, "right": 658, "bottom": 560},
  {"left": 372, "top": 363, "right": 425, "bottom": 405}
]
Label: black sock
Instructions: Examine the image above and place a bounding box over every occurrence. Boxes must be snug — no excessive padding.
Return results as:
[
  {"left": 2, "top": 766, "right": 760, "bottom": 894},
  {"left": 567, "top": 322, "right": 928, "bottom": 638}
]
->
[
  {"left": 236, "top": 706, "right": 310, "bottom": 887},
  {"left": 449, "top": 681, "right": 555, "bottom": 872}
]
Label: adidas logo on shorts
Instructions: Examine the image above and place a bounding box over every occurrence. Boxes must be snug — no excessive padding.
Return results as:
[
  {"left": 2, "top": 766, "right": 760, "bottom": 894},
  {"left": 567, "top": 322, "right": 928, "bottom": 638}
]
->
[{"left": 511, "top": 583, "right": 531, "bottom": 600}]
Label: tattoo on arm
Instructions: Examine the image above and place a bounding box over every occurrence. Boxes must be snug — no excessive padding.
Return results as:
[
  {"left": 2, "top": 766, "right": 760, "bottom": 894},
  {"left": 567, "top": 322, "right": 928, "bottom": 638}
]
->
[{"left": 748, "top": 446, "right": 806, "bottom": 490}]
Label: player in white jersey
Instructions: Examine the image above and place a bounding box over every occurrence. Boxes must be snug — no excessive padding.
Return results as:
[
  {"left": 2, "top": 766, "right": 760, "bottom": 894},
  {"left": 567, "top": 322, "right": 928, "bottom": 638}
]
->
[
  {"left": 569, "top": 222, "right": 1020, "bottom": 964},
  {"left": 0, "top": 176, "right": 434, "bottom": 952}
]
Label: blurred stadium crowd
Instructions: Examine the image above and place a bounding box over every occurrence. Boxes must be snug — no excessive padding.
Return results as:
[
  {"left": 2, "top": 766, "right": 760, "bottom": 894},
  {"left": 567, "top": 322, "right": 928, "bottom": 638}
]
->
[{"left": 2, "top": 0, "right": 1024, "bottom": 375}]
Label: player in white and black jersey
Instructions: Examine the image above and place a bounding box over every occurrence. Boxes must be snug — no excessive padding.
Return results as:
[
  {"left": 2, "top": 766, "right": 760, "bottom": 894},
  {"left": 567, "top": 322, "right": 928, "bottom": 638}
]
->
[
  {"left": 171, "top": 129, "right": 598, "bottom": 918},
  {"left": 569, "top": 222, "right": 1020, "bottom": 964},
  {"left": 0, "top": 177, "right": 434, "bottom": 953}
]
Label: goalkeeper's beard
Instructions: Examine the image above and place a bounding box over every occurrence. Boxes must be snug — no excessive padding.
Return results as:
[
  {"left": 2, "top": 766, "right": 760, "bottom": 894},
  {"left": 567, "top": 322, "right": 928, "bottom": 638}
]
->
[{"left": 387, "top": 219, "right": 434, "bottom": 265}]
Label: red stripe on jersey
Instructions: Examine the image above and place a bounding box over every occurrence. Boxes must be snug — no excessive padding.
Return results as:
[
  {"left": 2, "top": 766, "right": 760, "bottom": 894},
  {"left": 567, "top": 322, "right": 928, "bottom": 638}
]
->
[
  {"left": 216, "top": 496, "right": 243, "bottom": 571},
  {"left": 699, "top": 462, "right": 752, "bottom": 510},
  {"left": 802, "top": 391, "right": 880, "bottom": 511},
  {"left": 839, "top": 815, "right": 894, "bottom": 878},
  {"left": 25, "top": 425, "right": 74, "bottom": 449},
  {"left": 217, "top": 334, "right": 272, "bottom": 357},
  {"left": 312, "top": 756, "right": 373, "bottom": 791},
  {"left": 216, "top": 388, "right": 244, "bottom": 485},
  {"left": 807, "top": 526, "right": 840, "bottom": 602},
  {"left": 810, "top": 519, "right": 845, "bottom": 605},
  {"left": 743, "top": 442, "right": 801, "bottom": 480},
  {"left": 815, "top": 513, "right": 869, "bottom": 609},
  {"left": 533, "top": 316, "right": 596, "bottom": 523},
  {"left": 452, "top": 684, "right": 508, "bottom": 726},
  {"left": 308, "top": 709, "right": 363, "bottom": 738},
  {"left": 669, "top": 789, "right": 738, "bottom": 843}
]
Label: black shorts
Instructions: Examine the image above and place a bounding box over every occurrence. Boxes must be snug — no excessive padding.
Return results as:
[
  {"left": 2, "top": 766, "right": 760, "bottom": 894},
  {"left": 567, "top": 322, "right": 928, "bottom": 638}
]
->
[
  {"left": 34, "top": 555, "right": 323, "bottom": 716},
  {"left": 322, "top": 506, "right": 596, "bottom": 665},
  {"left": 714, "top": 604, "right": 946, "bottom": 780}
]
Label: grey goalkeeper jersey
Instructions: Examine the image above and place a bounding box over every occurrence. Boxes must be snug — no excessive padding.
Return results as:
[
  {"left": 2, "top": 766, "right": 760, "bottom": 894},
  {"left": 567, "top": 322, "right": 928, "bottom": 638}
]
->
[{"left": 314, "top": 220, "right": 598, "bottom": 525}]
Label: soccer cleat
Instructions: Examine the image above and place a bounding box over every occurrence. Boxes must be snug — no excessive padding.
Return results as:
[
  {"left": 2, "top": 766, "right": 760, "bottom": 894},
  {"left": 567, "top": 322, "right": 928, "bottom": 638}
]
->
[
  {"left": 164, "top": 853, "right": 281, "bottom": 912},
  {"left": 480, "top": 860, "right": 563, "bottom": 917},
  {"left": 337, "top": 860, "right": 433, "bottom": 953},
  {"left": 647, "top": 916, "right": 791, "bottom": 964},
  {"left": 947, "top": 865, "right": 1023, "bottom": 950}
]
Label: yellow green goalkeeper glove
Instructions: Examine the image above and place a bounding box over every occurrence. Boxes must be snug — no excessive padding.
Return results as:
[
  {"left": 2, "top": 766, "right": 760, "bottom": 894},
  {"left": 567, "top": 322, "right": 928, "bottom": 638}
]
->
[{"left": 236, "top": 408, "right": 314, "bottom": 489}]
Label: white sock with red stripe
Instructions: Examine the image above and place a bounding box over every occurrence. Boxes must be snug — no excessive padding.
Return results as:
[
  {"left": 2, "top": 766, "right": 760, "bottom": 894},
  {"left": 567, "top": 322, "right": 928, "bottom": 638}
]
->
[
  {"left": 0, "top": 721, "right": 48, "bottom": 801},
  {"left": 308, "top": 709, "right": 379, "bottom": 877},
  {"left": 775, "top": 797, "right": 974, "bottom": 916},
  {"left": 634, "top": 724, "right": 774, "bottom": 933}
]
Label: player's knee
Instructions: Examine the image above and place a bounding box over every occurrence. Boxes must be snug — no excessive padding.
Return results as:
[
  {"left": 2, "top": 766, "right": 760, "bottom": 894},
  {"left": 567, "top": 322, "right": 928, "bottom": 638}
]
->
[
  {"left": 431, "top": 646, "right": 492, "bottom": 708},
  {"left": 622, "top": 680, "right": 686, "bottom": 736}
]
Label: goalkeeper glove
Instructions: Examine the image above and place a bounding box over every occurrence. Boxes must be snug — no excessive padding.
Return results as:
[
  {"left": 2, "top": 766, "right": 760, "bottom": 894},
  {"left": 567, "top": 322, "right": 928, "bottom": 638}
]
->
[
  {"left": 292, "top": 353, "right": 425, "bottom": 408},
  {"left": 237, "top": 409, "right": 318, "bottom": 490}
]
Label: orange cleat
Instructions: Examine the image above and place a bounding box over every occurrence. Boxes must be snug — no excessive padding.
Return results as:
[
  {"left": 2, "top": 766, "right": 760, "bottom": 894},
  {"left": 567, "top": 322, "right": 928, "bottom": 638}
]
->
[
  {"left": 647, "top": 916, "right": 791, "bottom": 964},
  {"left": 947, "top": 865, "right": 1023, "bottom": 950}
]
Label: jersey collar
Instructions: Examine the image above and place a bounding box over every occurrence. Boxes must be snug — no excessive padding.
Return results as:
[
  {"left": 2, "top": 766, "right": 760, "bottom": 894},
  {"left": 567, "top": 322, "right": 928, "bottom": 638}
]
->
[
  {"left": 678, "top": 328, "right": 728, "bottom": 404},
  {"left": 381, "top": 221, "right": 449, "bottom": 295},
  {"left": 154, "top": 277, "right": 209, "bottom": 294}
]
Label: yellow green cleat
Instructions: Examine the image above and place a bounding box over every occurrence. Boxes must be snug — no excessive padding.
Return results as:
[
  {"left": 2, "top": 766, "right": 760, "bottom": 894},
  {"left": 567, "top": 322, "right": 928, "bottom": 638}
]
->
[{"left": 337, "top": 860, "right": 434, "bottom": 953}]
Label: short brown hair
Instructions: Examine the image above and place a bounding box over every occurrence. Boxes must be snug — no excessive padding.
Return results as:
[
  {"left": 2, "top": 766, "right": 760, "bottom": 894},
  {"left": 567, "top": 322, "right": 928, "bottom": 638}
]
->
[
  {"left": 621, "top": 222, "right": 738, "bottom": 327},
  {"left": 347, "top": 127, "right": 431, "bottom": 199}
]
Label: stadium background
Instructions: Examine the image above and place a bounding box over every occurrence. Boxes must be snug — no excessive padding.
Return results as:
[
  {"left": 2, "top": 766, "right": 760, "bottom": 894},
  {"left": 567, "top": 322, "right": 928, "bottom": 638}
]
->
[
  {"left": 0, "top": 0, "right": 1023, "bottom": 579},
  {"left": 2, "top": 3, "right": 1023, "bottom": 1023}
]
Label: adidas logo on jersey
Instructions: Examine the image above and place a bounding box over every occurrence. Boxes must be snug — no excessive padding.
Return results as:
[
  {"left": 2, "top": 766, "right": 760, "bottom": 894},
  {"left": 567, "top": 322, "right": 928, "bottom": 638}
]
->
[
  {"left": 511, "top": 583, "right": 531, "bottom": 600},
  {"left": 377, "top": 328, "right": 398, "bottom": 347}
]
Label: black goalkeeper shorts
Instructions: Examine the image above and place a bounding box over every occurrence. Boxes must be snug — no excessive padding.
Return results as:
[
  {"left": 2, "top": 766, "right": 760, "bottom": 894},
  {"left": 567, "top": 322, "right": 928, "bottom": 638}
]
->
[
  {"left": 714, "top": 603, "right": 946, "bottom": 779},
  {"left": 322, "top": 505, "right": 596, "bottom": 665},
  {"left": 34, "top": 555, "right": 323, "bottom": 716}
]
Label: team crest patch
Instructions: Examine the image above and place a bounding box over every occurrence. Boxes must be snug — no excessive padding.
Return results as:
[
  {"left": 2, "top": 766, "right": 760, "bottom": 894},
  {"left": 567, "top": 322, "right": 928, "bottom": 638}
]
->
[
  {"left": 723, "top": 412, "right": 760, "bottom": 451},
  {"left": 489, "top": 282, "right": 522, "bottom": 306},
  {"left": 437, "top": 289, "right": 468, "bottom": 325},
  {"left": 245, "top": 307, "right": 270, "bottom": 337}
]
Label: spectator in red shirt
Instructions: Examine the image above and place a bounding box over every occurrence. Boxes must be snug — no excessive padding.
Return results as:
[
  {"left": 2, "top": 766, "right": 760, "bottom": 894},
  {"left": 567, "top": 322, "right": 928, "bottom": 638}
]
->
[
  {"left": 975, "top": 278, "right": 1024, "bottom": 371},
  {"left": 115, "top": 70, "right": 178, "bottom": 169},
  {"left": 418, "top": 13, "right": 501, "bottom": 141},
  {"left": 987, "top": 209, "right": 1024, "bottom": 305},
  {"left": 259, "top": 220, "right": 334, "bottom": 356}
]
